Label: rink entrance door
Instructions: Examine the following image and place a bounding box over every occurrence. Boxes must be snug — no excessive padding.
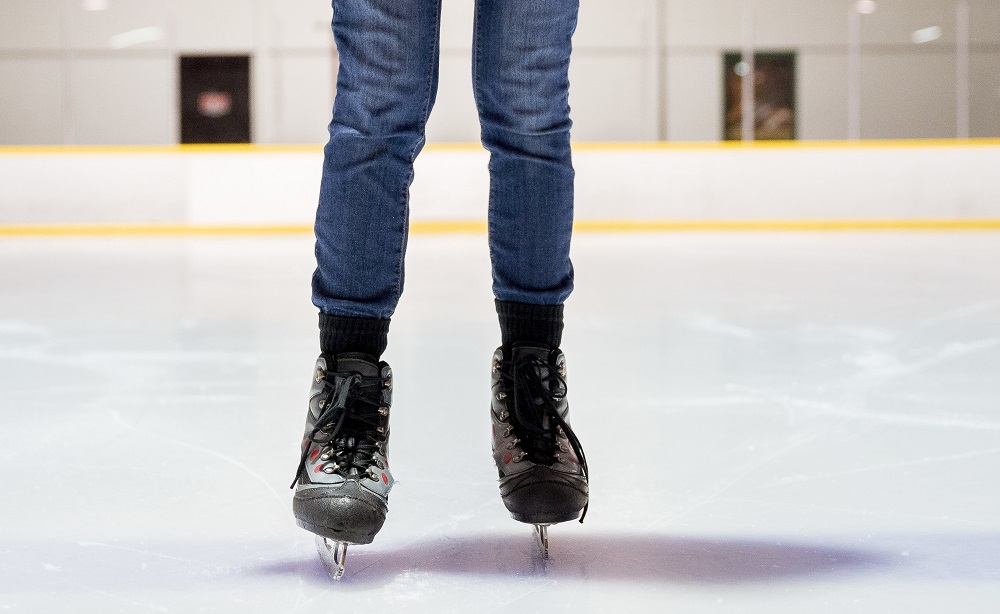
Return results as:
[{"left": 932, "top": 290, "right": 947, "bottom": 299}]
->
[{"left": 179, "top": 55, "right": 251, "bottom": 144}]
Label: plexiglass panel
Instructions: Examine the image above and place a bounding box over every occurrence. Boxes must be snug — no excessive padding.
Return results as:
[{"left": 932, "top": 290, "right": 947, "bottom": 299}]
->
[{"left": 0, "top": 0, "right": 996, "bottom": 144}]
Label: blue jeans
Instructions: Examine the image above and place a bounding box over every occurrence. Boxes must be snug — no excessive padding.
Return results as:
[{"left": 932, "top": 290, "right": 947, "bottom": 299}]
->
[{"left": 312, "top": 0, "right": 579, "bottom": 318}]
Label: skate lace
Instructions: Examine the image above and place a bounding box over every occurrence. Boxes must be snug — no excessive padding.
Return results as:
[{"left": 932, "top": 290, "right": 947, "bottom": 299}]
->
[
  {"left": 501, "top": 355, "right": 589, "bottom": 521},
  {"left": 290, "top": 372, "right": 386, "bottom": 488}
]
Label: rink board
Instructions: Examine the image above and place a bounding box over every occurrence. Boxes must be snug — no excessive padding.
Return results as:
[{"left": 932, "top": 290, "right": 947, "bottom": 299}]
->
[{"left": 0, "top": 141, "right": 999, "bottom": 229}]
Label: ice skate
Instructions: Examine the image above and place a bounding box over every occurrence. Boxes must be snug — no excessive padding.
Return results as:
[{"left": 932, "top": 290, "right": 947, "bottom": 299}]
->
[
  {"left": 291, "top": 353, "right": 394, "bottom": 580},
  {"left": 490, "top": 344, "right": 589, "bottom": 559}
]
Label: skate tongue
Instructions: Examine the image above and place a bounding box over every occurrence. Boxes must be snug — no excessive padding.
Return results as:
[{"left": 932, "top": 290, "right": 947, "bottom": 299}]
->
[
  {"left": 508, "top": 343, "right": 552, "bottom": 363},
  {"left": 331, "top": 352, "right": 380, "bottom": 378}
]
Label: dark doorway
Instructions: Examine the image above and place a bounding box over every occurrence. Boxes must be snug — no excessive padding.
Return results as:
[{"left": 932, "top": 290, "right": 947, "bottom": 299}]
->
[
  {"left": 723, "top": 51, "right": 796, "bottom": 141},
  {"left": 180, "top": 55, "right": 251, "bottom": 144}
]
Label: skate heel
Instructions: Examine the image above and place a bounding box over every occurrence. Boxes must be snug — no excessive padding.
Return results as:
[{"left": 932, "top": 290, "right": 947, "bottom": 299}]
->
[{"left": 315, "top": 536, "right": 349, "bottom": 580}]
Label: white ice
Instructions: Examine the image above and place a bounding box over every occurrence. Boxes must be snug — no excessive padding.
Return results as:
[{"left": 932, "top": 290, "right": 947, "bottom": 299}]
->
[{"left": 1, "top": 231, "right": 999, "bottom": 612}]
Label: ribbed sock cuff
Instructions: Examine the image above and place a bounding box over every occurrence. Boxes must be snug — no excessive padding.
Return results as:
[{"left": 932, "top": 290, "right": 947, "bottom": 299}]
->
[
  {"left": 319, "top": 313, "right": 391, "bottom": 359},
  {"left": 496, "top": 299, "right": 564, "bottom": 349}
]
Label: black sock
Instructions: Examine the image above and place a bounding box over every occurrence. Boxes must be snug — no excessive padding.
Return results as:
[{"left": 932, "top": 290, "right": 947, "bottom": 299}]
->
[
  {"left": 318, "top": 313, "right": 390, "bottom": 359},
  {"left": 495, "top": 299, "right": 564, "bottom": 349}
]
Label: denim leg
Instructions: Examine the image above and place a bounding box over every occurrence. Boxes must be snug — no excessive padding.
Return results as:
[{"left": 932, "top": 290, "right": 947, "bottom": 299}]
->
[
  {"left": 312, "top": 0, "right": 443, "bottom": 319},
  {"left": 473, "top": 0, "right": 579, "bottom": 306}
]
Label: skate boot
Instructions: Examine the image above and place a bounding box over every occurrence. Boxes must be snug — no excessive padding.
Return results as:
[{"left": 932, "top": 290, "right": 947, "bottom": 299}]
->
[
  {"left": 290, "top": 352, "right": 394, "bottom": 580},
  {"left": 491, "top": 343, "right": 589, "bottom": 559}
]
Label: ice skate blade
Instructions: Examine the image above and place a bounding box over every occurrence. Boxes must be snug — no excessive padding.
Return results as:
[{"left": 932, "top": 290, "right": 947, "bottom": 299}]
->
[
  {"left": 534, "top": 524, "right": 550, "bottom": 560},
  {"left": 315, "top": 535, "right": 348, "bottom": 580}
]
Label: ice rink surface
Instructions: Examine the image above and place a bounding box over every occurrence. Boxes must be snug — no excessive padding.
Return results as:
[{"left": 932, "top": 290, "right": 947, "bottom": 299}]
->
[{"left": 1, "top": 231, "right": 999, "bottom": 612}]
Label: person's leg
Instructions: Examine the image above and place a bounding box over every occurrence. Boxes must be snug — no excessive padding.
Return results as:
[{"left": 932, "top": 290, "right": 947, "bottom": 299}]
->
[
  {"left": 295, "top": 0, "right": 442, "bottom": 579},
  {"left": 474, "top": 0, "right": 587, "bottom": 550},
  {"left": 474, "top": 0, "right": 578, "bottom": 340},
  {"left": 312, "top": 0, "right": 443, "bottom": 356}
]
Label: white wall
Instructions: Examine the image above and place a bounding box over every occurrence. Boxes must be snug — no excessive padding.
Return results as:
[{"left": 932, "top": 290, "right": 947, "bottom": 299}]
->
[
  {"left": 0, "top": 0, "right": 335, "bottom": 145},
  {"left": 0, "top": 0, "right": 998, "bottom": 145},
  {"left": 661, "top": 0, "right": 1000, "bottom": 141}
]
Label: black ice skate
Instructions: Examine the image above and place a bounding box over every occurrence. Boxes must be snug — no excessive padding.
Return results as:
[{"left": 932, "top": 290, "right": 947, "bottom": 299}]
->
[
  {"left": 291, "top": 353, "right": 394, "bottom": 580},
  {"left": 490, "top": 344, "right": 589, "bottom": 558}
]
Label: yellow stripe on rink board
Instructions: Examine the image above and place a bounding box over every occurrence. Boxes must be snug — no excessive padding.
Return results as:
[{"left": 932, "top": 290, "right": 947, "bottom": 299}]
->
[
  {"left": 572, "top": 218, "right": 1000, "bottom": 232},
  {"left": 411, "top": 220, "right": 489, "bottom": 233},
  {"left": 1, "top": 138, "right": 999, "bottom": 156},
  {"left": 0, "top": 144, "right": 325, "bottom": 156},
  {"left": 0, "top": 224, "right": 313, "bottom": 236},
  {"left": 570, "top": 138, "right": 1000, "bottom": 151},
  {"left": 412, "top": 218, "right": 1000, "bottom": 232},
  {"left": 2, "top": 219, "right": 1000, "bottom": 236}
]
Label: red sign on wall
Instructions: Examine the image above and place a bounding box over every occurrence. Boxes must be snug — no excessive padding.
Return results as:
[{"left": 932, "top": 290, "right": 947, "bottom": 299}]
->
[{"left": 197, "top": 91, "right": 233, "bottom": 118}]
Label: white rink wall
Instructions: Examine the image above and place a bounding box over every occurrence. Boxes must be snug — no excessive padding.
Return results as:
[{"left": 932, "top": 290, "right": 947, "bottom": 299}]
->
[{"left": 1, "top": 142, "right": 999, "bottom": 226}]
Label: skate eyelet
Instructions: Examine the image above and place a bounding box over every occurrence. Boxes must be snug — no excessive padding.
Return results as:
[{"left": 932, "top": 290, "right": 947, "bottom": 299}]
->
[
  {"left": 496, "top": 391, "right": 507, "bottom": 401},
  {"left": 383, "top": 377, "right": 393, "bottom": 390},
  {"left": 376, "top": 426, "right": 385, "bottom": 434},
  {"left": 323, "top": 464, "right": 339, "bottom": 474},
  {"left": 320, "top": 452, "right": 331, "bottom": 461},
  {"left": 315, "top": 369, "right": 325, "bottom": 382},
  {"left": 503, "top": 426, "right": 513, "bottom": 437},
  {"left": 499, "top": 410, "right": 509, "bottom": 420},
  {"left": 378, "top": 406, "right": 389, "bottom": 416}
]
